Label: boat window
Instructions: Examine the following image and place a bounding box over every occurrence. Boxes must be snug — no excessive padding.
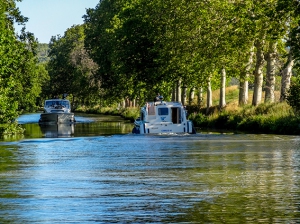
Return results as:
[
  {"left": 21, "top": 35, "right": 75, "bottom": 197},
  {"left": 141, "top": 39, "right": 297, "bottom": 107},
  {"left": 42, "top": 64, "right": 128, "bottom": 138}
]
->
[
  {"left": 45, "top": 101, "right": 70, "bottom": 108},
  {"left": 158, "top": 108, "right": 168, "bottom": 115},
  {"left": 61, "top": 101, "right": 70, "bottom": 108}
]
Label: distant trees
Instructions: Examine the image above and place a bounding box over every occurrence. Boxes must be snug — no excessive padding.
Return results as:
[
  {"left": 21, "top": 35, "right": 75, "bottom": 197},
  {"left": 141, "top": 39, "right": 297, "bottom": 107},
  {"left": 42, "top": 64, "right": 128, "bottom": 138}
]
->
[
  {"left": 46, "top": 25, "right": 98, "bottom": 107},
  {"left": 37, "top": 43, "right": 50, "bottom": 63}
]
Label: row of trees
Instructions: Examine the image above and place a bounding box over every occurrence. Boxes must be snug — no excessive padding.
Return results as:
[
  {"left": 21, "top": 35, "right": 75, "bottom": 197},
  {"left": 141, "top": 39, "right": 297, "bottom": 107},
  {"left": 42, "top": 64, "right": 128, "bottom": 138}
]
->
[
  {"left": 0, "top": 0, "right": 48, "bottom": 133},
  {"left": 79, "top": 0, "right": 300, "bottom": 109},
  {"left": 1, "top": 0, "right": 300, "bottom": 134}
]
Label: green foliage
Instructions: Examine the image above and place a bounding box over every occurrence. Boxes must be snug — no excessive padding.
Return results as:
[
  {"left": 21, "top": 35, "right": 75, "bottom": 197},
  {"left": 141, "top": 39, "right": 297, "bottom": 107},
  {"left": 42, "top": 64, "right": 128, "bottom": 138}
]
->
[
  {"left": 76, "top": 105, "right": 139, "bottom": 122},
  {"left": 82, "top": 0, "right": 298, "bottom": 105},
  {"left": 286, "top": 78, "right": 300, "bottom": 113},
  {"left": 46, "top": 25, "right": 98, "bottom": 106},
  {"left": 190, "top": 113, "right": 209, "bottom": 128},
  {"left": 0, "top": 122, "right": 24, "bottom": 136},
  {"left": 0, "top": 0, "right": 47, "bottom": 134},
  {"left": 37, "top": 43, "right": 49, "bottom": 63},
  {"left": 190, "top": 103, "right": 299, "bottom": 134}
]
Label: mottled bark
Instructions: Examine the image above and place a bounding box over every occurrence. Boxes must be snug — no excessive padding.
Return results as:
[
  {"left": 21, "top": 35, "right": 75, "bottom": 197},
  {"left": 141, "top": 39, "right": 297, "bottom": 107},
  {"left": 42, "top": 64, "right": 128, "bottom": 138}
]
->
[
  {"left": 265, "top": 41, "right": 277, "bottom": 103},
  {"left": 176, "top": 79, "right": 181, "bottom": 102},
  {"left": 252, "top": 39, "right": 265, "bottom": 106},
  {"left": 219, "top": 67, "right": 226, "bottom": 109},
  {"left": 239, "top": 45, "right": 254, "bottom": 106},
  {"left": 172, "top": 82, "right": 176, "bottom": 101},
  {"left": 182, "top": 85, "right": 187, "bottom": 105},
  {"left": 206, "top": 76, "right": 212, "bottom": 114},
  {"left": 189, "top": 87, "right": 195, "bottom": 105},
  {"left": 280, "top": 51, "right": 294, "bottom": 102},
  {"left": 197, "top": 87, "right": 203, "bottom": 106}
]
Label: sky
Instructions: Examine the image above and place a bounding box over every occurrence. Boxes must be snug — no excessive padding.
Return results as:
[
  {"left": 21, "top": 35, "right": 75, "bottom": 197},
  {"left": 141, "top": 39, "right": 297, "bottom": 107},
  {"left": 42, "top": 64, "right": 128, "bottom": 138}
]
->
[{"left": 15, "top": 0, "right": 100, "bottom": 43}]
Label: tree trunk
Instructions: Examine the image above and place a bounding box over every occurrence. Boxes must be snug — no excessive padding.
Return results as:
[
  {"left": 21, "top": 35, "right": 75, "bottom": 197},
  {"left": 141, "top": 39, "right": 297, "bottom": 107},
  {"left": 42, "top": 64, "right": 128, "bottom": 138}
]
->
[
  {"left": 239, "top": 45, "right": 254, "bottom": 106},
  {"left": 280, "top": 51, "right": 294, "bottom": 102},
  {"left": 265, "top": 41, "right": 277, "bottom": 103},
  {"left": 219, "top": 67, "right": 226, "bottom": 109},
  {"left": 252, "top": 38, "right": 265, "bottom": 106},
  {"left": 176, "top": 79, "right": 181, "bottom": 102},
  {"left": 206, "top": 76, "right": 212, "bottom": 114},
  {"left": 182, "top": 85, "right": 187, "bottom": 105},
  {"left": 122, "top": 100, "right": 126, "bottom": 108},
  {"left": 189, "top": 87, "right": 195, "bottom": 105},
  {"left": 172, "top": 82, "right": 176, "bottom": 101},
  {"left": 197, "top": 87, "right": 203, "bottom": 106}
]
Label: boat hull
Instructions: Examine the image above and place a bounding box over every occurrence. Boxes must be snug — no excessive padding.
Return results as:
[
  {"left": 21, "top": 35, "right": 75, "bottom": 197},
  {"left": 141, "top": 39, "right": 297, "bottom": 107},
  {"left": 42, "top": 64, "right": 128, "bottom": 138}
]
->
[
  {"left": 132, "top": 120, "right": 196, "bottom": 134},
  {"left": 39, "top": 113, "right": 75, "bottom": 124}
]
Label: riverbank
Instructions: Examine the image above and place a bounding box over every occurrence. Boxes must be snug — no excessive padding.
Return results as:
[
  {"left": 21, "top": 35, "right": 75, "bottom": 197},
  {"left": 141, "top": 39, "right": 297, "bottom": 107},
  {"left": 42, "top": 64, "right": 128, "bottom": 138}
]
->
[
  {"left": 75, "top": 105, "right": 139, "bottom": 122},
  {"left": 188, "top": 102, "right": 300, "bottom": 135},
  {"left": 75, "top": 101, "right": 300, "bottom": 135}
]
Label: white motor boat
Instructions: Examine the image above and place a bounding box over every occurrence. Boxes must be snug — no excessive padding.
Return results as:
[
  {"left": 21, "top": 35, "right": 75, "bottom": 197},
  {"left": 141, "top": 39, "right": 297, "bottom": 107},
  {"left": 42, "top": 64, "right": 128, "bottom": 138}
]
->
[
  {"left": 39, "top": 99, "right": 76, "bottom": 124},
  {"left": 132, "top": 97, "right": 196, "bottom": 134}
]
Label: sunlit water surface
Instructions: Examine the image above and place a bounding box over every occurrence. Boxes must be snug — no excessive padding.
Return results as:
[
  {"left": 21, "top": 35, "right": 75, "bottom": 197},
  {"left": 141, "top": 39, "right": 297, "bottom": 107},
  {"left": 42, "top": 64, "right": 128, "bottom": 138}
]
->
[{"left": 0, "top": 113, "right": 300, "bottom": 223}]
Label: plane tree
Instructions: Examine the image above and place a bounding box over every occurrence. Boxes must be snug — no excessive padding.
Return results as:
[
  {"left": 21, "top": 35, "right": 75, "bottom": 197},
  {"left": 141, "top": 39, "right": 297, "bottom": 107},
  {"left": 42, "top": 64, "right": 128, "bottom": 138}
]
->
[
  {"left": 83, "top": 0, "right": 300, "bottom": 109},
  {"left": 84, "top": 0, "right": 127, "bottom": 103}
]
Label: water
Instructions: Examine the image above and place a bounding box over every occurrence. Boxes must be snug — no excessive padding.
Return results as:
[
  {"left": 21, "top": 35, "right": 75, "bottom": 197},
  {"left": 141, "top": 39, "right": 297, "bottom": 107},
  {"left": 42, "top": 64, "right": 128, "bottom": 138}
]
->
[{"left": 1, "top": 113, "right": 300, "bottom": 223}]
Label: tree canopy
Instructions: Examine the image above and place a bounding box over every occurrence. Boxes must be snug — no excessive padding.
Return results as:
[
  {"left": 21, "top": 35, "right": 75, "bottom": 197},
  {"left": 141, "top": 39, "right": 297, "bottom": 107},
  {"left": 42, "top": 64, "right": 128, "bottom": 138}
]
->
[
  {"left": 46, "top": 25, "right": 98, "bottom": 106},
  {"left": 0, "top": 0, "right": 48, "bottom": 134},
  {"left": 83, "top": 0, "right": 300, "bottom": 104}
]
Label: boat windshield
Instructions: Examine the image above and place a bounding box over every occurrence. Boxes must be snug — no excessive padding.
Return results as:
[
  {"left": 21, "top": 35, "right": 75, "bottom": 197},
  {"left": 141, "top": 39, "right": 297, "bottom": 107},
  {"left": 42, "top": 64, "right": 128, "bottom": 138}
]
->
[
  {"left": 45, "top": 100, "right": 70, "bottom": 108},
  {"left": 158, "top": 108, "right": 168, "bottom": 115}
]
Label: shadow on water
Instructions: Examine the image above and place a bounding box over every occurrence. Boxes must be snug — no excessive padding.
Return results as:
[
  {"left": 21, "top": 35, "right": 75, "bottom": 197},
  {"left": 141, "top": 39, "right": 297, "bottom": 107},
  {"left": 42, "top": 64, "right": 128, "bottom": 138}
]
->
[{"left": 17, "top": 113, "right": 134, "bottom": 139}]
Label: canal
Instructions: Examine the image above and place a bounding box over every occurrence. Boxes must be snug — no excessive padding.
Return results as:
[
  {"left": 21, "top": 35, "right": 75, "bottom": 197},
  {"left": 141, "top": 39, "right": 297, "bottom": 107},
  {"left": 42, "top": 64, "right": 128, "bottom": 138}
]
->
[{"left": 0, "top": 113, "right": 300, "bottom": 223}]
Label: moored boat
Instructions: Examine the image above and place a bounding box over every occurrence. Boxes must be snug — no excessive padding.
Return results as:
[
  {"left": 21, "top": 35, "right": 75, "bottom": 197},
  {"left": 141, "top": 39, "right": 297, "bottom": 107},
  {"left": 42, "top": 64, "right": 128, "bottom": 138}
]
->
[
  {"left": 132, "top": 96, "right": 196, "bottom": 134},
  {"left": 39, "top": 99, "right": 76, "bottom": 124}
]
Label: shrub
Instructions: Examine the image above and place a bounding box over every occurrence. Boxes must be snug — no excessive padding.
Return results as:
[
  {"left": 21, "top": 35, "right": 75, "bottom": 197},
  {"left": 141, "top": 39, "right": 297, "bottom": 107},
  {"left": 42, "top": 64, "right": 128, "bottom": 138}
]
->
[{"left": 287, "top": 78, "right": 300, "bottom": 113}]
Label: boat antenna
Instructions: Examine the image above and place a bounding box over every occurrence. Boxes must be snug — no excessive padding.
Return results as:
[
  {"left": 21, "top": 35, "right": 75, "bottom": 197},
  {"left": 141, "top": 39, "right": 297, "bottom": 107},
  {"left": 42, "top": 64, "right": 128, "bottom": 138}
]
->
[{"left": 159, "top": 95, "right": 163, "bottom": 102}]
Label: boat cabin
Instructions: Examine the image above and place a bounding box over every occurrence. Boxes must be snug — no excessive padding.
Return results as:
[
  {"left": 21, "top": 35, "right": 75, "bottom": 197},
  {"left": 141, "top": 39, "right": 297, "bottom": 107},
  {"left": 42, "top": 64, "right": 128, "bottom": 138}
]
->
[
  {"left": 44, "top": 99, "right": 71, "bottom": 113},
  {"left": 140, "top": 102, "right": 186, "bottom": 124},
  {"left": 133, "top": 99, "right": 195, "bottom": 134}
]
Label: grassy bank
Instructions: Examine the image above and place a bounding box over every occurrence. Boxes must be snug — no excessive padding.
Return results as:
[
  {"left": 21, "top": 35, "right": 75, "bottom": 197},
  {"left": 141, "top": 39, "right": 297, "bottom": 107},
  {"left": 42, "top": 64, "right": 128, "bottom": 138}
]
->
[
  {"left": 188, "top": 86, "right": 300, "bottom": 135},
  {"left": 189, "top": 102, "right": 300, "bottom": 135},
  {"left": 75, "top": 86, "right": 300, "bottom": 135},
  {"left": 75, "top": 105, "right": 139, "bottom": 122}
]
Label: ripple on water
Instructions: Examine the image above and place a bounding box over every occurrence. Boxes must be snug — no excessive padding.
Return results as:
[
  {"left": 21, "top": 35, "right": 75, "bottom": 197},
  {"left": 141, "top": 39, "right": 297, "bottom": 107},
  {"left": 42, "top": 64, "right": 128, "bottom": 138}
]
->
[{"left": 1, "top": 134, "right": 300, "bottom": 223}]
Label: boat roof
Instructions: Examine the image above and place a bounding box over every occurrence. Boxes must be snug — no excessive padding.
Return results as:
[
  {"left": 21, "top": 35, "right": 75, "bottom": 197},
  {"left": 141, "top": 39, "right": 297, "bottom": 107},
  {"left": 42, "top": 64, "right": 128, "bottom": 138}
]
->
[
  {"left": 146, "top": 101, "right": 183, "bottom": 106},
  {"left": 45, "top": 99, "right": 70, "bottom": 102}
]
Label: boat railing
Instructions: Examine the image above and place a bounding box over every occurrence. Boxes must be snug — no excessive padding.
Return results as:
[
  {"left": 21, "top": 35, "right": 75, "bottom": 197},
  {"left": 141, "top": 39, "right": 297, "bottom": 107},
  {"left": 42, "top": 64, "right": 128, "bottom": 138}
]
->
[{"left": 145, "top": 101, "right": 182, "bottom": 106}]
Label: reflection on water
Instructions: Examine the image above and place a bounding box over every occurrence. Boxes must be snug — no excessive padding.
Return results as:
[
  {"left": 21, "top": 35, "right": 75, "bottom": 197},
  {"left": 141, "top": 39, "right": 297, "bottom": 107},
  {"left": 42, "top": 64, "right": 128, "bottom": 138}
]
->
[
  {"left": 39, "top": 124, "right": 74, "bottom": 138},
  {"left": 1, "top": 114, "right": 300, "bottom": 222},
  {"left": 18, "top": 113, "right": 133, "bottom": 139}
]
